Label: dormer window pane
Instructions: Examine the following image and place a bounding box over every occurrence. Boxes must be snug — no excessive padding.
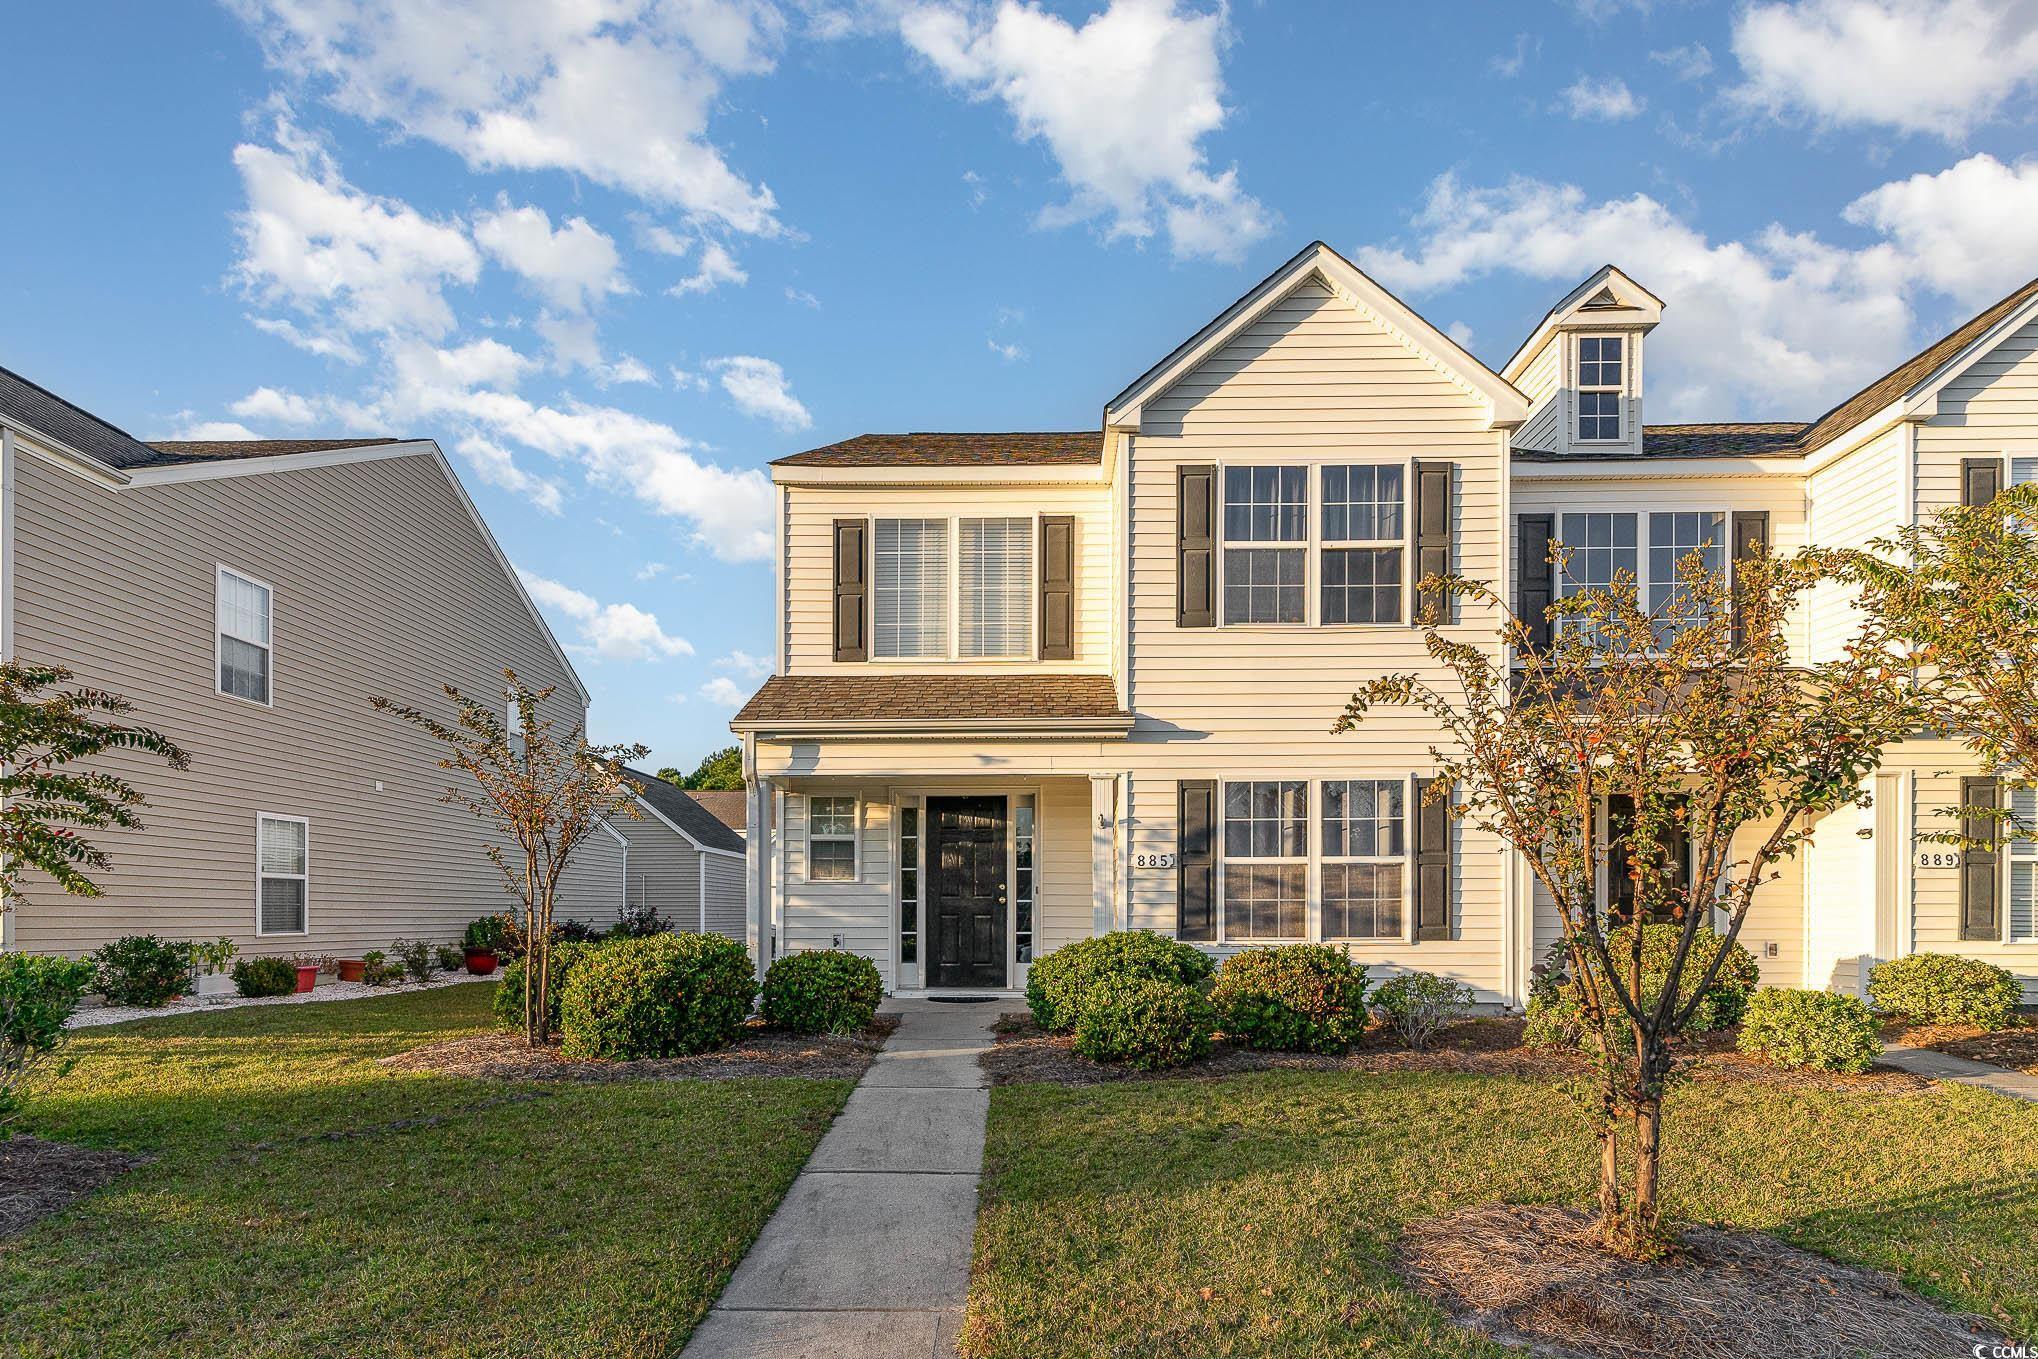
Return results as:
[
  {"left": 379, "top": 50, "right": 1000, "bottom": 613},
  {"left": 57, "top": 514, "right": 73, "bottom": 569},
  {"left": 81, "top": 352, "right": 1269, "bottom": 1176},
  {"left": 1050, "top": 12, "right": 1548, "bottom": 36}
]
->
[
  {"left": 1578, "top": 391, "right": 1622, "bottom": 442},
  {"left": 1579, "top": 335, "right": 1624, "bottom": 387}
]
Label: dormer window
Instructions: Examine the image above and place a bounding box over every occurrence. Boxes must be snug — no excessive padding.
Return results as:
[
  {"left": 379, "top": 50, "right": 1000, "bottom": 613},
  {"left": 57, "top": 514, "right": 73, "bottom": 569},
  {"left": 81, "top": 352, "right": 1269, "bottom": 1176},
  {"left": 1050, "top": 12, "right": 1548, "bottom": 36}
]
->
[{"left": 1577, "top": 335, "right": 1624, "bottom": 442}]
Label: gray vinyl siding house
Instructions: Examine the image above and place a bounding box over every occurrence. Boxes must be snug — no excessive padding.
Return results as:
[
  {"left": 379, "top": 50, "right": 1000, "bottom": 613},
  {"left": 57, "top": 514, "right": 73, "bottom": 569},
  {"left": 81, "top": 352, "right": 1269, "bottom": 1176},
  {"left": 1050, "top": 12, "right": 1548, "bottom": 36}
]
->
[
  {"left": 615, "top": 769, "right": 749, "bottom": 940},
  {"left": 0, "top": 364, "right": 620, "bottom": 960}
]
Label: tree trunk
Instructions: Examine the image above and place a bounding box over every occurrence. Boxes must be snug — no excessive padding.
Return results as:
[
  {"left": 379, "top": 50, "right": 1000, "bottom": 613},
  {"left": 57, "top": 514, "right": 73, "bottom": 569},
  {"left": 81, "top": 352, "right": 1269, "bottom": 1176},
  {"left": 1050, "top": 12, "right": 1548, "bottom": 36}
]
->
[{"left": 1616, "top": 1033, "right": 1673, "bottom": 1258}]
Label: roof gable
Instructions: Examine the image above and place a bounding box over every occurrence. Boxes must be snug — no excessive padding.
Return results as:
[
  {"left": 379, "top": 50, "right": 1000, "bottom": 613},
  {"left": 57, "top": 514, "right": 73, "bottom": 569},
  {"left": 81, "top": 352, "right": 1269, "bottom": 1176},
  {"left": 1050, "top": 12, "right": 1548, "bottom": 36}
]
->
[
  {"left": 1501, "top": 264, "right": 1663, "bottom": 381},
  {"left": 620, "top": 768, "right": 746, "bottom": 853}
]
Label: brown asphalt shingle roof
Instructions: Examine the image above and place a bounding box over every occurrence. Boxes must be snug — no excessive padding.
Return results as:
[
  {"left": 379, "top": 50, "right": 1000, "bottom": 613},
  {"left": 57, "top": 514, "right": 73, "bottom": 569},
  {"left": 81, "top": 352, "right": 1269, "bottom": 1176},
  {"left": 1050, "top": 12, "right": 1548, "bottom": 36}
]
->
[
  {"left": 774, "top": 431, "right": 1102, "bottom": 468},
  {"left": 733, "top": 674, "right": 1128, "bottom": 726},
  {"left": 147, "top": 438, "right": 403, "bottom": 462},
  {"left": 685, "top": 790, "right": 748, "bottom": 834}
]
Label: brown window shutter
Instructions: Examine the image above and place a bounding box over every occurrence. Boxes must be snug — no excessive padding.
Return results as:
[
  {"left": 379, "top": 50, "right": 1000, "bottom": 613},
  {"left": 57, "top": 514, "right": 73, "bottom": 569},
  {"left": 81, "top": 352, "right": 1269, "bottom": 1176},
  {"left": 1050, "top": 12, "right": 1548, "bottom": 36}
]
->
[
  {"left": 1039, "top": 515, "right": 1076, "bottom": 660},
  {"left": 1962, "top": 457, "right": 2003, "bottom": 508},
  {"left": 1412, "top": 777, "right": 1452, "bottom": 941},
  {"left": 1729, "top": 510, "right": 1769, "bottom": 647},
  {"left": 1961, "top": 776, "right": 2002, "bottom": 941},
  {"left": 1178, "top": 779, "right": 1216, "bottom": 942},
  {"left": 1177, "top": 465, "right": 1216, "bottom": 628},
  {"left": 1517, "top": 513, "right": 1555, "bottom": 650},
  {"left": 1412, "top": 461, "right": 1453, "bottom": 623},
  {"left": 832, "top": 518, "right": 867, "bottom": 662}
]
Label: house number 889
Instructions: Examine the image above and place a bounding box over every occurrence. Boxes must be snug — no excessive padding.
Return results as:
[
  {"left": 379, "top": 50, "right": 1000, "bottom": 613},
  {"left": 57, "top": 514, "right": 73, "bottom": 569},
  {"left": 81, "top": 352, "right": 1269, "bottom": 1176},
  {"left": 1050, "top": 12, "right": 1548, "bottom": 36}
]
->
[{"left": 1914, "top": 850, "right": 1960, "bottom": 869}]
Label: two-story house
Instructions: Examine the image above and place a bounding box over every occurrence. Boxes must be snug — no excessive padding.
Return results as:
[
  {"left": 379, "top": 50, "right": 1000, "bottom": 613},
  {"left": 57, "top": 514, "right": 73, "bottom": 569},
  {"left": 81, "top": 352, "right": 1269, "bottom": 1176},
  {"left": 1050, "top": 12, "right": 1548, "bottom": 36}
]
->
[{"left": 732, "top": 241, "right": 2038, "bottom": 1006}]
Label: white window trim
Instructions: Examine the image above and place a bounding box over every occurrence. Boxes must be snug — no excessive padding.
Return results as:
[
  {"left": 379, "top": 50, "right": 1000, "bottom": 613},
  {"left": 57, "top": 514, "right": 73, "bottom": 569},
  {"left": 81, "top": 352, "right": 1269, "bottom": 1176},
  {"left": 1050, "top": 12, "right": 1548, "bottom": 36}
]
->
[
  {"left": 1553, "top": 509, "right": 1735, "bottom": 631},
  {"left": 895, "top": 795, "right": 924, "bottom": 980},
  {"left": 1575, "top": 333, "right": 1626, "bottom": 444},
  {"left": 804, "top": 793, "right": 862, "bottom": 883},
  {"left": 215, "top": 563, "right": 275, "bottom": 708},
  {"left": 1319, "top": 776, "right": 1415, "bottom": 944},
  {"left": 1012, "top": 791, "right": 1038, "bottom": 968},
  {"left": 1216, "top": 778, "right": 1310, "bottom": 945},
  {"left": 1216, "top": 461, "right": 1412, "bottom": 630},
  {"left": 868, "top": 513, "right": 1043, "bottom": 663},
  {"left": 254, "top": 812, "right": 310, "bottom": 938}
]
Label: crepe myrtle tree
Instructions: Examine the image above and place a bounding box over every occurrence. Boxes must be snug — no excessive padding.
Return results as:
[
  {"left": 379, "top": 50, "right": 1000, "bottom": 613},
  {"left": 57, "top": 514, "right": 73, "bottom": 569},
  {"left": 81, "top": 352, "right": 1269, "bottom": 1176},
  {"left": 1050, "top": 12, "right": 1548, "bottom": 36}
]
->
[
  {"left": 373, "top": 670, "right": 646, "bottom": 1046},
  {"left": 1337, "top": 547, "right": 1916, "bottom": 1257},
  {"left": 0, "top": 660, "right": 188, "bottom": 912}
]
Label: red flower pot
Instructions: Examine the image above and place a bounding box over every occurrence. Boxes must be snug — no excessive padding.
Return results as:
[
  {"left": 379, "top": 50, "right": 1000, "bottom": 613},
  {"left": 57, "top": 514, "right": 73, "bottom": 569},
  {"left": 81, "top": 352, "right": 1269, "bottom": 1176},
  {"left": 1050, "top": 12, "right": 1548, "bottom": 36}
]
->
[
  {"left": 293, "top": 964, "right": 318, "bottom": 994},
  {"left": 335, "top": 959, "right": 366, "bottom": 983},
  {"left": 463, "top": 948, "right": 499, "bottom": 977}
]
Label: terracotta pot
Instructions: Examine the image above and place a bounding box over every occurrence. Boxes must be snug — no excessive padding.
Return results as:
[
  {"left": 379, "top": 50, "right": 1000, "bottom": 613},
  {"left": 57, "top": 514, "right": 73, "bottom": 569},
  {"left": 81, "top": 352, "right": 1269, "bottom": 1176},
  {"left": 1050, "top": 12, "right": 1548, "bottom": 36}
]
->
[
  {"left": 293, "top": 964, "right": 318, "bottom": 994},
  {"left": 335, "top": 959, "right": 367, "bottom": 983},
  {"left": 463, "top": 948, "right": 499, "bottom": 977}
]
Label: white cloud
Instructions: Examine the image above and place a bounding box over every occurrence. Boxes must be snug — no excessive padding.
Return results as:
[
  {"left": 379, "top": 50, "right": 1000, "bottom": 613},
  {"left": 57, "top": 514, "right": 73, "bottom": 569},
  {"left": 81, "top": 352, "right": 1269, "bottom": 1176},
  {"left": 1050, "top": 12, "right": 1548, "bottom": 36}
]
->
[
  {"left": 163, "top": 416, "right": 263, "bottom": 441},
  {"left": 715, "top": 649, "right": 772, "bottom": 679},
  {"left": 1559, "top": 76, "right": 1643, "bottom": 121},
  {"left": 670, "top": 240, "right": 749, "bottom": 296},
  {"left": 229, "top": 386, "right": 320, "bottom": 425},
  {"left": 473, "top": 200, "right": 629, "bottom": 312},
  {"left": 708, "top": 355, "right": 812, "bottom": 430},
  {"left": 533, "top": 312, "right": 655, "bottom": 385},
  {"left": 987, "top": 336, "right": 1026, "bottom": 362},
  {"left": 900, "top": 0, "right": 1271, "bottom": 262},
  {"left": 1490, "top": 33, "right": 1537, "bottom": 78},
  {"left": 1649, "top": 43, "right": 1714, "bottom": 82},
  {"left": 231, "top": 115, "right": 481, "bottom": 338},
  {"left": 232, "top": 0, "right": 787, "bottom": 236},
  {"left": 249, "top": 314, "right": 365, "bottom": 363},
  {"left": 637, "top": 561, "right": 671, "bottom": 581},
  {"left": 517, "top": 569, "right": 694, "bottom": 661},
  {"left": 1841, "top": 154, "right": 2038, "bottom": 306},
  {"left": 699, "top": 675, "right": 747, "bottom": 706},
  {"left": 1729, "top": 0, "right": 2038, "bottom": 139},
  {"left": 666, "top": 691, "right": 689, "bottom": 705},
  {"left": 454, "top": 433, "right": 564, "bottom": 513},
  {"left": 1446, "top": 320, "right": 1476, "bottom": 348},
  {"left": 785, "top": 286, "right": 821, "bottom": 308}
]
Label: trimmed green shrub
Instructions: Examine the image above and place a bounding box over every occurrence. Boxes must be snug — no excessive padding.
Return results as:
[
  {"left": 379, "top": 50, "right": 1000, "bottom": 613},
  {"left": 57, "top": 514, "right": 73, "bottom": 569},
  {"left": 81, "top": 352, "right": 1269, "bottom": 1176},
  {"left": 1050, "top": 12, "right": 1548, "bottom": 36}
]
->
[
  {"left": 494, "top": 940, "right": 602, "bottom": 1033},
  {"left": 230, "top": 957, "right": 297, "bottom": 998},
  {"left": 1868, "top": 953, "right": 2023, "bottom": 1030},
  {"left": 762, "top": 950, "right": 884, "bottom": 1034},
  {"left": 559, "top": 933, "right": 757, "bottom": 1060},
  {"left": 1522, "top": 991, "right": 1585, "bottom": 1050},
  {"left": 391, "top": 938, "right": 435, "bottom": 984},
  {"left": 464, "top": 915, "right": 509, "bottom": 953},
  {"left": 88, "top": 935, "right": 194, "bottom": 1007},
  {"left": 1535, "top": 924, "right": 1761, "bottom": 1045},
  {"left": 1738, "top": 987, "right": 1882, "bottom": 1073},
  {"left": 434, "top": 944, "right": 464, "bottom": 973},
  {"left": 0, "top": 953, "right": 97, "bottom": 1127},
  {"left": 1071, "top": 978, "right": 1215, "bottom": 1070},
  {"left": 1208, "top": 945, "right": 1369, "bottom": 1053},
  {"left": 1026, "top": 931, "right": 1214, "bottom": 1034},
  {"left": 1373, "top": 971, "right": 1475, "bottom": 1049}
]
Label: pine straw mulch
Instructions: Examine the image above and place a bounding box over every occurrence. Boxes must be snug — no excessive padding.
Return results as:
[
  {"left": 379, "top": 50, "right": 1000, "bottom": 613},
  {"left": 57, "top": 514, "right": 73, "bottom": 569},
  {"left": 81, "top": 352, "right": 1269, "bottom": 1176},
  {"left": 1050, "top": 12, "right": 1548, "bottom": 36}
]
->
[
  {"left": 1398, "top": 1203, "right": 2012, "bottom": 1359},
  {"left": 1888, "top": 1011, "right": 2038, "bottom": 1075},
  {"left": 0, "top": 1135, "right": 147, "bottom": 1239},
  {"left": 380, "top": 1015, "right": 900, "bottom": 1083},
  {"left": 982, "top": 1015, "right": 1933, "bottom": 1093}
]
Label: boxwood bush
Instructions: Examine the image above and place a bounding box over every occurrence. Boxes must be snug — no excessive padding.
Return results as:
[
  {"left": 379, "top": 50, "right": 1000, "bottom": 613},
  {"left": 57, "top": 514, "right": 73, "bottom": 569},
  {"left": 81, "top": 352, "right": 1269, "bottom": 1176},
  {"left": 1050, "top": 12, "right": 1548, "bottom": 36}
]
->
[
  {"left": 1208, "top": 944, "right": 1369, "bottom": 1053},
  {"left": 1529, "top": 923, "right": 1760, "bottom": 1049},
  {"left": 761, "top": 950, "right": 884, "bottom": 1034},
  {"left": 0, "top": 953, "right": 96, "bottom": 1125},
  {"left": 230, "top": 957, "right": 298, "bottom": 998},
  {"left": 1867, "top": 952, "right": 2023, "bottom": 1030},
  {"left": 1071, "top": 977, "right": 1214, "bottom": 1070},
  {"left": 1737, "top": 987, "right": 1883, "bottom": 1072},
  {"left": 88, "top": 935, "right": 194, "bottom": 1007},
  {"left": 559, "top": 933, "right": 757, "bottom": 1060},
  {"left": 1373, "top": 970, "right": 1475, "bottom": 1049},
  {"left": 494, "top": 940, "right": 603, "bottom": 1032},
  {"left": 1026, "top": 931, "right": 1214, "bottom": 1034}
]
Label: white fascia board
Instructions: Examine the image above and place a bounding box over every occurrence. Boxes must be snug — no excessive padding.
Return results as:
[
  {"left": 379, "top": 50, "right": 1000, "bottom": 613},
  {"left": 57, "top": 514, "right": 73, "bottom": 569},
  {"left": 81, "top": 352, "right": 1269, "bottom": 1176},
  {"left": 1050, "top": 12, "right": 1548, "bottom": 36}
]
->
[
  {"left": 1900, "top": 292, "right": 2038, "bottom": 424},
  {"left": 1500, "top": 264, "right": 1666, "bottom": 382},
  {"left": 1513, "top": 456, "right": 1806, "bottom": 482},
  {"left": 769, "top": 462, "right": 1108, "bottom": 488},
  {"left": 730, "top": 717, "right": 1136, "bottom": 739},
  {"left": 0, "top": 418, "right": 133, "bottom": 487},
  {"left": 1798, "top": 400, "right": 1913, "bottom": 477},
  {"left": 123, "top": 440, "right": 441, "bottom": 486}
]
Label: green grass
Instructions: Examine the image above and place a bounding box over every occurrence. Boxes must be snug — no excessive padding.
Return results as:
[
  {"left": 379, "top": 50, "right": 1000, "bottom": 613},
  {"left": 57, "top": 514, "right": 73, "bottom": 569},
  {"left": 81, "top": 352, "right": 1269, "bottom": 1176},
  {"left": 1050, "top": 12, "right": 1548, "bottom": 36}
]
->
[
  {"left": 2, "top": 985, "right": 851, "bottom": 1358},
  {"left": 966, "top": 1071, "right": 2038, "bottom": 1358}
]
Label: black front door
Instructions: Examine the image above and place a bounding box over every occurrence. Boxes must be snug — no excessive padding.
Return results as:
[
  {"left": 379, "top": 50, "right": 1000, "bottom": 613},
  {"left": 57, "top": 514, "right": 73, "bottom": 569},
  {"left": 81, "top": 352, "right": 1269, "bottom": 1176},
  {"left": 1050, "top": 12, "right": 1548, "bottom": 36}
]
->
[{"left": 929, "top": 796, "right": 1007, "bottom": 988}]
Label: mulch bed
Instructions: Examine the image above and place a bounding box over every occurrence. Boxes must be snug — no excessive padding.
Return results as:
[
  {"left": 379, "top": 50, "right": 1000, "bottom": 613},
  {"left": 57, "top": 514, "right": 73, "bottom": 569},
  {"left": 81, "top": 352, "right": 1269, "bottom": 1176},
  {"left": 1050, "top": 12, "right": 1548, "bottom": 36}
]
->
[
  {"left": 982, "top": 1015, "right": 1932, "bottom": 1092},
  {"left": 381, "top": 1015, "right": 900, "bottom": 1083},
  {"left": 1398, "top": 1203, "right": 2010, "bottom": 1359},
  {"left": 1889, "top": 1013, "right": 2038, "bottom": 1075},
  {"left": 0, "top": 1135, "right": 147, "bottom": 1239}
]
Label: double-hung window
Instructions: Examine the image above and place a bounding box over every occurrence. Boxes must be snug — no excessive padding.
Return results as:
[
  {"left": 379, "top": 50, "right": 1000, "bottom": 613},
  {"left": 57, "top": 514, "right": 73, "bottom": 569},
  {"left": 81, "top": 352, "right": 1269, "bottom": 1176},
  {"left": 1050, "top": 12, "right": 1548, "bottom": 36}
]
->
[
  {"left": 1222, "top": 467, "right": 1307, "bottom": 624},
  {"left": 1647, "top": 511, "right": 1726, "bottom": 630},
  {"left": 2011, "top": 786, "right": 2038, "bottom": 943},
  {"left": 1577, "top": 335, "right": 1624, "bottom": 442},
  {"left": 1321, "top": 779, "right": 1405, "bottom": 939},
  {"left": 256, "top": 814, "right": 308, "bottom": 935},
  {"left": 874, "top": 519, "right": 949, "bottom": 659},
  {"left": 959, "top": 517, "right": 1033, "bottom": 658},
  {"left": 217, "top": 567, "right": 273, "bottom": 704},
  {"left": 1222, "top": 780, "right": 1307, "bottom": 940},
  {"left": 1319, "top": 465, "right": 1404, "bottom": 624},
  {"left": 1558, "top": 512, "right": 1638, "bottom": 639},
  {"left": 808, "top": 796, "right": 859, "bottom": 881}
]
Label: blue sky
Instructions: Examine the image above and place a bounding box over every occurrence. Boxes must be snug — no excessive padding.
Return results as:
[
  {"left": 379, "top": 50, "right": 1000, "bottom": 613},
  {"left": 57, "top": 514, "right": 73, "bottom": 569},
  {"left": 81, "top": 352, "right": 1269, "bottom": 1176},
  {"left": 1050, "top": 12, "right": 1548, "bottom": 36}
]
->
[{"left": 5, "top": 0, "right": 2037, "bottom": 771}]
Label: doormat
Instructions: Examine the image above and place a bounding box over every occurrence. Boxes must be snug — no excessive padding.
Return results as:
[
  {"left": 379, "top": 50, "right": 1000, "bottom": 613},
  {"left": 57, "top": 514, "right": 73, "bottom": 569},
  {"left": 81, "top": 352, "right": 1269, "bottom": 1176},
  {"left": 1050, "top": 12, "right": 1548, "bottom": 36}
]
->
[{"left": 926, "top": 996, "right": 1000, "bottom": 1004}]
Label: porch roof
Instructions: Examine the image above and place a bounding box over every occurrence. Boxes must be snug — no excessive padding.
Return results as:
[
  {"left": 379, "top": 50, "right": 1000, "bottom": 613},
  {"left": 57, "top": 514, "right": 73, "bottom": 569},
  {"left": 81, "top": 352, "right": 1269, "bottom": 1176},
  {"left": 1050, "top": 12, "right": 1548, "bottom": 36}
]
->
[{"left": 730, "top": 673, "right": 1132, "bottom": 737}]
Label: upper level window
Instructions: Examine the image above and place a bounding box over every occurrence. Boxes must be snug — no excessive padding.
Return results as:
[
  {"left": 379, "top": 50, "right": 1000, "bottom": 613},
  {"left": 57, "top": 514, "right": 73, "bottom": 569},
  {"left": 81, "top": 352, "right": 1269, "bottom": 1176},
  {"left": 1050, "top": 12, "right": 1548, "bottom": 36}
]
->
[
  {"left": 1647, "top": 511, "right": 1726, "bottom": 628},
  {"left": 1577, "top": 335, "right": 1624, "bottom": 442},
  {"left": 807, "top": 795, "right": 859, "bottom": 881},
  {"left": 1559, "top": 512, "right": 1637, "bottom": 642},
  {"left": 217, "top": 567, "right": 273, "bottom": 705},
  {"left": 1222, "top": 780, "right": 1306, "bottom": 940},
  {"left": 1320, "top": 465, "right": 1404, "bottom": 625},
  {"left": 874, "top": 519, "right": 948, "bottom": 659},
  {"left": 959, "top": 517, "right": 1033, "bottom": 659},
  {"left": 1222, "top": 466, "right": 1306, "bottom": 624}
]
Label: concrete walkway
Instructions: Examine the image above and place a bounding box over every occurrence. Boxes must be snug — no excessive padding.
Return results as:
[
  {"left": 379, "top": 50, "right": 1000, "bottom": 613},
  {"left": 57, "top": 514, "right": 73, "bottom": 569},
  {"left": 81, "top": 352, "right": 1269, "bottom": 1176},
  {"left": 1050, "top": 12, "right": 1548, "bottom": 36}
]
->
[
  {"left": 683, "top": 998, "right": 998, "bottom": 1359},
  {"left": 1881, "top": 1042, "right": 2038, "bottom": 1102}
]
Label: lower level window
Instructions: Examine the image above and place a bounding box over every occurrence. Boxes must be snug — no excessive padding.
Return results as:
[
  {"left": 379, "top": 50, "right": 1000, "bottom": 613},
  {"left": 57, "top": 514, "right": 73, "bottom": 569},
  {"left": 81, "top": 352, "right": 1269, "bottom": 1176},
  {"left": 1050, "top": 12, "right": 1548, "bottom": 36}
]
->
[
  {"left": 898, "top": 805, "right": 920, "bottom": 962},
  {"left": 257, "top": 815, "right": 308, "bottom": 935},
  {"left": 1223, "top": 780, "right": 1306, "bottom": 940},
  {"left": 808, "top": 796, "right": 858, "bottom": 881},
  {"left": 1322, "top": 779, "right": 1405, "bottom": 939},
  {"left": 2011, "top": 787, "right": 2037, "bottom": 943}
]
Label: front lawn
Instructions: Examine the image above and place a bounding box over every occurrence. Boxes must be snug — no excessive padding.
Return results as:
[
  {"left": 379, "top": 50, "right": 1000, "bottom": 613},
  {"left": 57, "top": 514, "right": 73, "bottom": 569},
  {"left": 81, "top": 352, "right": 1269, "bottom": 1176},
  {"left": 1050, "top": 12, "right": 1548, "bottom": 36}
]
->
[
  {"left": 2, "top": 984, "right": 850, "bottom": 1358},
  {"left": 965, "top": 1070, "right": 2038, "bottom": 1357}
]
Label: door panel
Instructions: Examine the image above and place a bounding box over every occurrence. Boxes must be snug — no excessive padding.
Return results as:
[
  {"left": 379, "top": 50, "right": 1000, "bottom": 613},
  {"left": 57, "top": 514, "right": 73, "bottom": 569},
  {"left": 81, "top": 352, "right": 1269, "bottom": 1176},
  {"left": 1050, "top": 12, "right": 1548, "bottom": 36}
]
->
[{"left": 929, "top": 796, "right": 1008, "bottom": 988}]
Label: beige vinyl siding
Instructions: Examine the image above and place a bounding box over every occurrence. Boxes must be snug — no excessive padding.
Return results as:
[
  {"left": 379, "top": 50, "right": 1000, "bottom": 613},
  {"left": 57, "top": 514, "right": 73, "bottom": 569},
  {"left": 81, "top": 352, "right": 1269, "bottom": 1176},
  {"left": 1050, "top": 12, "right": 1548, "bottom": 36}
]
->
[
  {"left": 780, "top": 791, "right": 896, "bottom": 962},
  {"left": 781, "top": 483, "right": 1113, "bottom": 674},
  {"left": 1914, "top": 312, "right": 2038, "bottom": 515},
  {"left": 1805, "top": 425, "right": 1904, "bottom": 660},
  {"left": 1905, "top": 748, "right": 2038, "bottom": 1000},
  {"left": 1514, "top": 336, "right": 1562, "bottom": 452},
  {"left": 7, "top": 447, "right": 594, "bottom": 959},
  {"left": 559, "top": 827, "right": 627, "bottom": 928}
]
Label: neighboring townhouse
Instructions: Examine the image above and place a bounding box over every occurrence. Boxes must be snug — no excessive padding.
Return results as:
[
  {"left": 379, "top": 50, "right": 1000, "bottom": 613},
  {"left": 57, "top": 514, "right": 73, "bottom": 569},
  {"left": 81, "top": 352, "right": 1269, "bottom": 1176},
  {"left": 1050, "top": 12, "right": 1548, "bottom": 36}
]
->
[
  {"left": 732, "top": 240, "right": 2038, "bottom": 1007},
  {"left": 614, "top": 768, "right": 749, "bottom": 940},
  {"left": 0, "top": 365, "right": 624, "bottom": 960}
]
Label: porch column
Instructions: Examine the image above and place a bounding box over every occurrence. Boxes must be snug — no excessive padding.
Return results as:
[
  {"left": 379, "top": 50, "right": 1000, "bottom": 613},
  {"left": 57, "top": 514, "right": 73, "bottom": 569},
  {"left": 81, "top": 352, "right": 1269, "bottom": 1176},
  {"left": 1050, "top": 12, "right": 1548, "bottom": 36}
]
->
[
  {"left": 1090, "top": 774, "right": 1120, "bottom": 935},
  {"left": 746, "top": 773, "right": 775, "bottom": 987}
]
